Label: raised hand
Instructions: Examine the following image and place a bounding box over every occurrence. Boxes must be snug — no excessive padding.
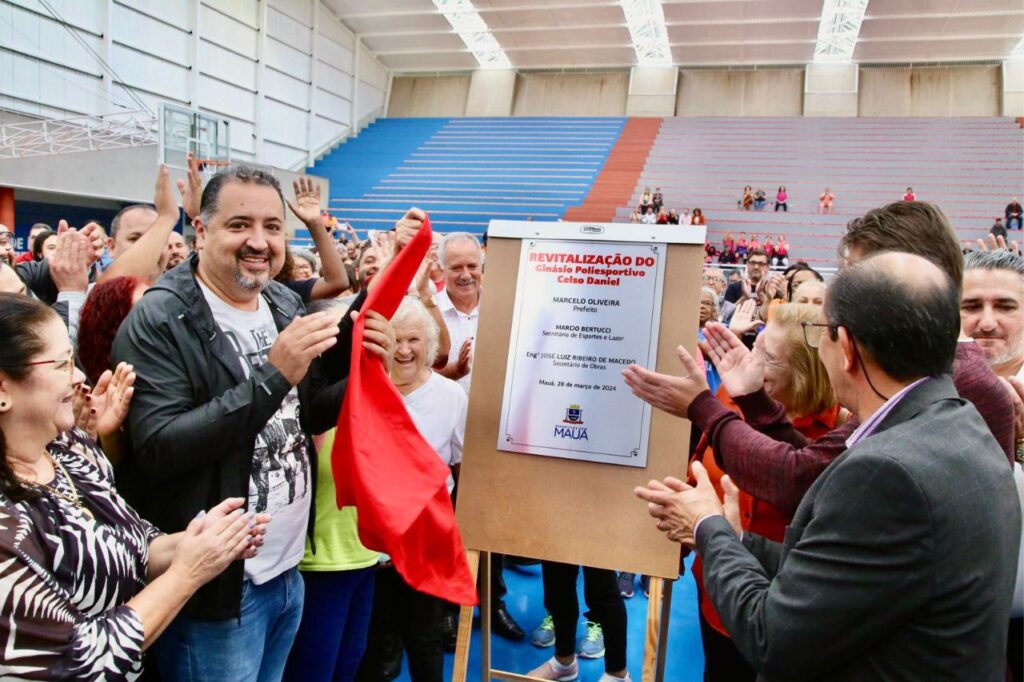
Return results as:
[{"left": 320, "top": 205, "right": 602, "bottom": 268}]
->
[
  {"left": 90, "top": 362, "right": 136, "bottom": 438},
  {"left": 287, "top": 177, "right": 323, "bottom": 227},
  {"left": 622, "top": 345, "right": 709, "bottom": 419},
  {"left": 80, "top": 222, "right": 106, "bottom": 265},
  {"left": 267, "top": 312, "right": 340, "bottom": 386},
  {"left": 154, "top": 164, "right": 180, "bottom": 223},
  {"left": 976, "top": 233, "right": 1021, "bottom": 256},
  {"left": 49, "top": 220, "right": 91, "bottom": 293},
  {"left": 728, "top": 299, "right": 760, "bottom": 336},
  {"left": 700, "top": 322, "right": 764, "bottom": 397},
  {"left": 176, "top": 152, "right": 203, "bottom": 220},
  {"left": 394, "top": 207, "right": 426, "bottom": 251}
]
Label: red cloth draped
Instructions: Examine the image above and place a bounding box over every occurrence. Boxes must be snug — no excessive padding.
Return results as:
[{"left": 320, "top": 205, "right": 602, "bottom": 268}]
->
[{"left": 332, "top": 216, "right": 477, "bottom": 605}]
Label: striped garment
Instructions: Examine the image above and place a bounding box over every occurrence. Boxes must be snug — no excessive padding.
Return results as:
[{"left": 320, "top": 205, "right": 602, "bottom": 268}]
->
[{"left": 0, "top": 428, "right": 161, "bottom": 681}]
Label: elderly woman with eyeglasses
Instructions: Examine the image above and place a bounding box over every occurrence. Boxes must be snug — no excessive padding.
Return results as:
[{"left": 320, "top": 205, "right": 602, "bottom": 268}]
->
[
  {"left": 0, "top": 293, "right": 269, "bottom": 681},
  {"left": 688, "top": 304, "right": 844, "bottom": 682}
]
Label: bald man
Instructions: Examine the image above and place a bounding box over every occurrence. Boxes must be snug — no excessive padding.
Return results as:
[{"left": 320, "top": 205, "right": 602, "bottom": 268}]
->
[{"left": 637, "top": 253, "right": 1019, "bottom": 681}]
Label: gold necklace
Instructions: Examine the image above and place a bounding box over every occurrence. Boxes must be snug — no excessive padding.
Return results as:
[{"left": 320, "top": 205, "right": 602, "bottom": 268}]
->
[{"left": 17, "top": 451, "right": 95, "bottom": 521}]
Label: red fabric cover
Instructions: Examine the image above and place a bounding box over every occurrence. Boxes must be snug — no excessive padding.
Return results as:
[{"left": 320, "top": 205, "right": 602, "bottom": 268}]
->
[{"left": 332, "top": 216, "right": 477, "bottom": 605}]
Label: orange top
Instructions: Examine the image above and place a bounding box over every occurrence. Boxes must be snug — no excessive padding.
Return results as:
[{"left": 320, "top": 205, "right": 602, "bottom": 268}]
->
[{"left": 691, "top": 386, "right": 841, "bottom": 636}]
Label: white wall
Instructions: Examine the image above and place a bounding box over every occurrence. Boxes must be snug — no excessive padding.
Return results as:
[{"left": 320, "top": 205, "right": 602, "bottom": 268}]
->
[{"left": 0, "top": 0, "right": 389, "bottom": 169}]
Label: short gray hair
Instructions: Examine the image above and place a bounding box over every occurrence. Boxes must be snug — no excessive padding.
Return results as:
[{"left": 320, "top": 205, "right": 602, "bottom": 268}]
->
[
  {"left": 391, "top": 296, "right": 441, "bottom": 366},
  {"left": 964, "top": 249, "right": 1024, "bottom": 280},
  {"left": 292, "top": 248, "right": 317, "bottom": 272},
  {"left": 700, "top": 286, "right": 719, "bottom": 317},
  {"left": 438, "top": 232, "right": 483, "bottom": 269}
]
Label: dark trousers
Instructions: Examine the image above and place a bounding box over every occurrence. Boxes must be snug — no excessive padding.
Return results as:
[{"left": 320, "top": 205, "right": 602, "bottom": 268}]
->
[
  {"left": 284, "top": 568, "right": 375, "bottom": 682},
  {"left": 698, "top": 607, "right": 755, "bottom": 682},
  {"left": 356, "top": 566, "right": 443, "bottom": 682},
  {"left": 1010, "top": 617, "right": 1022, "bottom": 682},
  {"left": 541, "top": 561, "right": 627, "bottom": 672},
  {"left": 775, "top": 202, "right": 787, "bottom": 212}
]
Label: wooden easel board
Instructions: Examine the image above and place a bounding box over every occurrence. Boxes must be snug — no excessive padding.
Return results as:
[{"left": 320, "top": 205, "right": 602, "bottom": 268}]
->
[{"left": 455, "top": 221, "right": 705, "bottom": 580}]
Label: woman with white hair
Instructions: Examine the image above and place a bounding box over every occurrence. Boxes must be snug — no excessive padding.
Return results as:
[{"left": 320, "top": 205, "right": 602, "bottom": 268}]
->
[{"left": 357, "top": 297, "right": 467, "bottom": 682}]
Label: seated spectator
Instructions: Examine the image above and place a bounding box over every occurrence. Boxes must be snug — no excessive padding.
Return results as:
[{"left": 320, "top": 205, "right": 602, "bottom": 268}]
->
[
  {"left": 1007, "top": 197, "right": 1023, "bottom": 231},
  {"left": 639, "top": 187, "right": 652, "bottom": 211},
  {"left": 629, "top": 210, "right": 641, "bottom": 224},
  {"left": 819, "top": 187, "right": 835, "bottom": 214},
  {"left": 722, "top": 232, "right": 735, "bottom": 254},
  {"left": 691, "top": 208, "right": 706, "bottom": 226},
  {"left": 679, "top": 209, "right": 692, "bottom": 226},
  {"left": 656, "top": 207, "right": 670, "bottom": 225},
  {"left": 791, "top": 279, "right": 826, "bottom": 305},
  {"left": 740, "top": 186, "right": 753, "bottom": 211},
  {"left": 763, "top": 234, "right": 775, "bottom": 263},
  {"left": 15, "top": 223, "right": 51, "bottom": 264},
  {"left": 736, "top": 232, "right": 748, "bottom": 262},
  {"left": 748, "top": 234, "right": 761, "bottom": 255},
  {"left": 992, "top": 218, "right": 1008, "bottom": 240},
  {"left": 753, "top": 188, "right": 767, "bottom": 211},
  {"left": 774, "top": 186, "right": 788, "bottom": 212},
  {"left": 668, "top": 209, "right": 679, "bottom": 225},
  {"left": 903, "top": 186, "right": 916, "bottom": 201},
  {"left": 652, "top": 187, "right": 663, "bottom": 212},
  {"left": 704, "top": 242, "right": 720, "bottom": 264},
  {"left": 773, "top": 233, "right": 790, "bottom": 267},
  {"left": 641, "top": 207, "right": 656, "bottom": 225},
  {"left": 688, "top": 303, "right": 841, "bottom": 680},
  {"left": 718, "top": 245, "right": 737, "bottom": 265}
]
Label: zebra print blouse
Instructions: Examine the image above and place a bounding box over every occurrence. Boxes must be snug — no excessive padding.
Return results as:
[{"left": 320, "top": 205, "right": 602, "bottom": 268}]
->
[{"left": 0, "top": 428, "right": 162, "bottom": 681}]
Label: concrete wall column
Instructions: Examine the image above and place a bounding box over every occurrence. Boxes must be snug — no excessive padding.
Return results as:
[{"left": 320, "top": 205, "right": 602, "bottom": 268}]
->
[
  {"left": 804, "top": 63, "right": 858, "bottom": 117},
  {"left": 626, "top": 66, "right": 677, "bottom": 116},
  {"left": 1004, "top": 62, "right": 1024, "bottom": 117},
  {"left": 0, "top": 188, "right": 14, "bottom": 231},
  {"left": 465, "top": 70, "right": 516, "bottom": 116}
]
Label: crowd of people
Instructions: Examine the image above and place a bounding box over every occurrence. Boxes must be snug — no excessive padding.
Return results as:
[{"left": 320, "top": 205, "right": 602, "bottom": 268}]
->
[
  {"left": 630, "top": 187, "right": 706, "bottom": 226},
  {"left": 0, "top": 154, "right": 1021, "bottom": 682}
]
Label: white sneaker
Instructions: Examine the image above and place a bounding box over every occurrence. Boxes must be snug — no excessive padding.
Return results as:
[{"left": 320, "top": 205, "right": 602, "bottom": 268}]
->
[
  {"left": 527, "top": 656, "right": 579, "bottom": 681},
  {"left": 597, "top": 673, "right": 633, "bottom": 682}
]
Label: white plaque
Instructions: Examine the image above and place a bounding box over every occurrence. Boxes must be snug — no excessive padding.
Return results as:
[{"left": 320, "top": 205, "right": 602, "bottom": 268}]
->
[{"left": 497, "top": 239, "right": 666, "bottom": 467}]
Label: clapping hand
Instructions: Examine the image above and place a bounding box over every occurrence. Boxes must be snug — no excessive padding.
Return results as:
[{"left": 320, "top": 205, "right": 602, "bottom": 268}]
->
[
  {"left": 634, "top": 462, "right": 725, "bottom": 549},
  {"left": 728, "top": 299, "right": 760, "bottom": 336},
  {"left": 73, "top": 363, "right": 136, "bottom": 440},
  {"left": 49, "top": 221, "right": 91, "bottom": 293},
  {"left": 198, "top": 497, "right": 271, "bottom": 560},
  {"left": 622, "top": 345, "right": 709, "bottom": 419},
  {"left": 700, "top": 322, "right": 765, "bottom": 397}
]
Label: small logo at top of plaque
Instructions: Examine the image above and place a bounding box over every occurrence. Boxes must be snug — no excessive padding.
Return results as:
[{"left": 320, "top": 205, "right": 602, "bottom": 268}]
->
[
  {"left": 581, "top": 225, "right": 604, "bottom": 235},
  {"left": 563, "top": 404, "right": 584, "bottom": 424}
]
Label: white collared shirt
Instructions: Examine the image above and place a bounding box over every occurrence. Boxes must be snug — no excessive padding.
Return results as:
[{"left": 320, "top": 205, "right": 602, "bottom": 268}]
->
[{"left": 437, "top": 287, "right": 479, "bottom": 393}]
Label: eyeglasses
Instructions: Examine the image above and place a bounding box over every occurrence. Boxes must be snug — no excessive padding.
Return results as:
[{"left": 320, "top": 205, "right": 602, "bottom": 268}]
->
[
  {"left": 801, "top": 321, "right": 833, "bottom": 348},
  {"left": 748, "top": 260, "right": 769, "bottom": 267},
  {"left": 26, "top": 352, "right": 76, "bottom": 380}
]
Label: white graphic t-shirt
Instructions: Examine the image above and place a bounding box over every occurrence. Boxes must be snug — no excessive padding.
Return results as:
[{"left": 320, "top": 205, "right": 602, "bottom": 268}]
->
[{"left": 199, "top": 282, "right": 311, "bottom": 584}]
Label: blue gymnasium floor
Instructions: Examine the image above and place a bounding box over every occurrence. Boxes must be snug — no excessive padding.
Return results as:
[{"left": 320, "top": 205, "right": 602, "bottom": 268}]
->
[{"left": 394, "top": 557, "right": 704, "bottom": 682}]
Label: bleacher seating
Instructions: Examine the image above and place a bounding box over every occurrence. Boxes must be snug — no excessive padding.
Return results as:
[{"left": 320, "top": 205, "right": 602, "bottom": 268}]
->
[
  {"left": 297, "top": 117, "right": 626, "bottom": 245},
  {"left": 613, "top": 117, "right": 1024, "bottom": 269}
]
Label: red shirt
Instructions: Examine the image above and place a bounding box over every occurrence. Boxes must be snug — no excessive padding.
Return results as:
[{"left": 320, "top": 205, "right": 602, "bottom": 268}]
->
[{"left": 15, "top": 252, "right": 34, "bottom": 264}]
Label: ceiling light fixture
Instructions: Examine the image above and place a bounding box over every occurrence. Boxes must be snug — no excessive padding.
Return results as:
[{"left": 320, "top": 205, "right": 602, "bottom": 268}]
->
[
  {"left": 432, "top": 0, "right": 511, "bottom": 69},
  {"left": 620, "top": 0, "right": 673, "bottom": 66},
  {"left": 813, "top": 0, "right": 869, "bottom": 63}
]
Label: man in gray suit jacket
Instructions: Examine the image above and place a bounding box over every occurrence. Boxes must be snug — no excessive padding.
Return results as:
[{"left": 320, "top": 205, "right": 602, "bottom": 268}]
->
[{"left": 637, "top": 252, "right": 1021, "bottom": 681}]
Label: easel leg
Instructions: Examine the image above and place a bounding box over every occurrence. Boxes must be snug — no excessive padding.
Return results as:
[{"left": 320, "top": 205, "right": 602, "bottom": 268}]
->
[
  {"left": 641, "top": 577, "right": 666, "bottom": 682},
  {"left": 480, "top": 551, "right": 493, "bottom": 682},
  {"left": 452, "top": 550, "right": 481, "bottom": 682},
  {"left": 655, "top": 579, "right": 673, "bottom": 681}
]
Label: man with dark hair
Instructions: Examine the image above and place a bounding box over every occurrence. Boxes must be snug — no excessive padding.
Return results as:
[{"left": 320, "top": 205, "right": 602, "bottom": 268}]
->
[
  {"left": 839, "top": 201, "right": 964, "bottom": 291},
  {"left": 962, "top": 249, "right": 1024, "bottom": 379},
  {"left": 637, "top": 253, "right": 1020, "bottom": 681},
  {"left": 723, "top": 249, "right": 768, "bottom": 305},
  {"left": 111, "top": 165, "right": 398, "bottom": 681}
]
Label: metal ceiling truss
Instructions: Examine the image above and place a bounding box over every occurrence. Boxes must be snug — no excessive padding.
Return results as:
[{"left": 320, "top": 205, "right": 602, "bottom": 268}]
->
[
  {"left": 0, "top": 110, "right": 158, "bottom": 160},
  {"left": 814, "top": 0, "right": 869, "bottom": 63},
  {"left": 431, "top": 0, "right": 512, "bottom": 69},
  {"left": 619, "top": 0, "right": 673, "bottom": 66}
]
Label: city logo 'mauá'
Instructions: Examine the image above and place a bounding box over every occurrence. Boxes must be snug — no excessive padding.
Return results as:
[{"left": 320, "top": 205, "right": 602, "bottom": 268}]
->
[{"left": 555, "top": 404, "right": 588, "bottom": 441}]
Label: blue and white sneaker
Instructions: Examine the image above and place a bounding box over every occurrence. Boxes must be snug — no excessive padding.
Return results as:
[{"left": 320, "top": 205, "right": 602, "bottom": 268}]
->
[
  {"left": 577, "top": 621, "right": 605, "bottom": 659},
  {"left": 531, "top": 613, "right": 556, "bottom": 647}
]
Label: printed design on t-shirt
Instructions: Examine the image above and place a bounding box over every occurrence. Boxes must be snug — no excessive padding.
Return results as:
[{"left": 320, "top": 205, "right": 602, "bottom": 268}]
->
[{"left": 223, "top": 325, "right": 310, "bottom": 515}]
